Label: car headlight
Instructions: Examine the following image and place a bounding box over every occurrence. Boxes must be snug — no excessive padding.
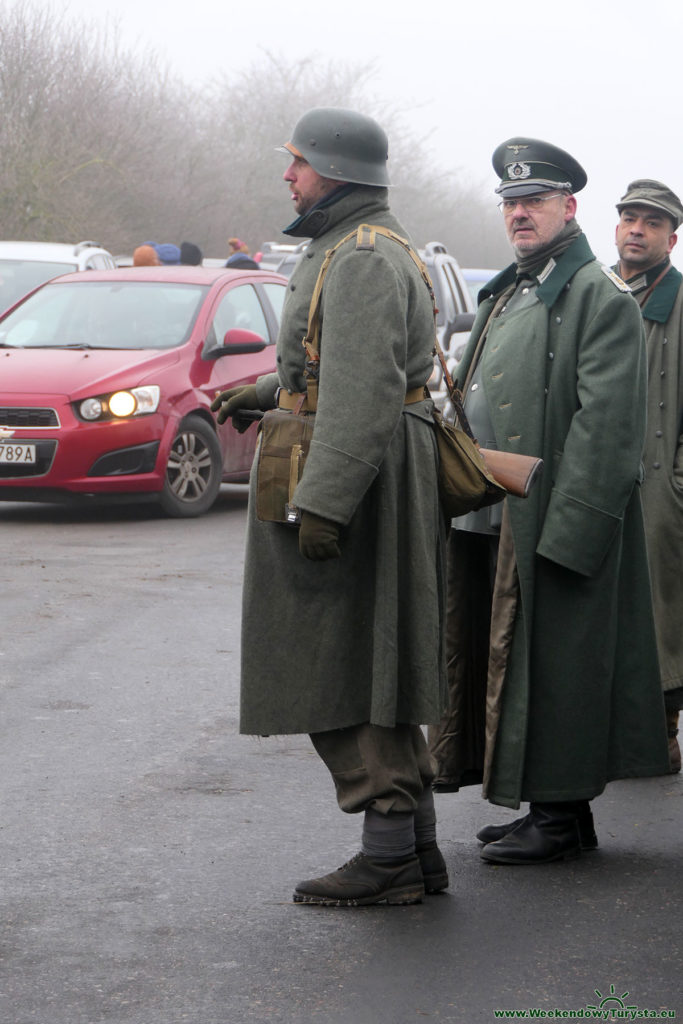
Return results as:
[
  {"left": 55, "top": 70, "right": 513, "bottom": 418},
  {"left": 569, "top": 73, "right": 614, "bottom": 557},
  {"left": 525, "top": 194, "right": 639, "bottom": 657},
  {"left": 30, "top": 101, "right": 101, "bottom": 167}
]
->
[{"left": 77, "top": 385, "right": 161, "bottom": 421}]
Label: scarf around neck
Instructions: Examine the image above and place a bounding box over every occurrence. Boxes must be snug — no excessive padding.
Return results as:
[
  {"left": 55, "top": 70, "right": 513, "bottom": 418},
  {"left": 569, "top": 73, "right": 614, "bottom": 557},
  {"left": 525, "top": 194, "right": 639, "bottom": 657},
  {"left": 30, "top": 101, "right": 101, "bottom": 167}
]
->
[{"left": 515, "top": 218, "right": 582, "bottom": 277}]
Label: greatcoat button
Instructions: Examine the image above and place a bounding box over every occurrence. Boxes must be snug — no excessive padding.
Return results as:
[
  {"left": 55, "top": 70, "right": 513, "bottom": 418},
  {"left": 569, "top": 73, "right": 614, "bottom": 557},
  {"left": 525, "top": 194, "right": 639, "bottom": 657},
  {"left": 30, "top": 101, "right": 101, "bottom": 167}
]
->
[
  {"left": 653, "top": 462, "right": 661, "bottom": 469},
  {"left": 556, "top": 316, "right": 562, "bottom": 323},
  {"left": 656, "top": 430, "right": 663, "bottom": 437},
  {"left": 548, "top": 352, "right": 554, "bottom": 360}
]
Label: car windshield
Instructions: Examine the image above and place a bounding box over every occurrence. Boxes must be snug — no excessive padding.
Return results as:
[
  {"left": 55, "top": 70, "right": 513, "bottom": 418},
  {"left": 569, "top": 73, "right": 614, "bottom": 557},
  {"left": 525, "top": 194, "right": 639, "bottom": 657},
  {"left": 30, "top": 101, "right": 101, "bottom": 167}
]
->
[
  {"left": 0, "top": 259, "right": 77, "bottom": 312},
  {"left": 0, "top": 280, "right": 209, "bottom": 350}
]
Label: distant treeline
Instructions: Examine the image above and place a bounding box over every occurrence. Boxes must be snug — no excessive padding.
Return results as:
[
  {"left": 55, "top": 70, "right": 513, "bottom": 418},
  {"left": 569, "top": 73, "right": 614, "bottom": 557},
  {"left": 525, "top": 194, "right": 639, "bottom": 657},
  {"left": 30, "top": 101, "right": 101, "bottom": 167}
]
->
[{"left": 0, "top": 1, "right": 508, "bottom": 266}]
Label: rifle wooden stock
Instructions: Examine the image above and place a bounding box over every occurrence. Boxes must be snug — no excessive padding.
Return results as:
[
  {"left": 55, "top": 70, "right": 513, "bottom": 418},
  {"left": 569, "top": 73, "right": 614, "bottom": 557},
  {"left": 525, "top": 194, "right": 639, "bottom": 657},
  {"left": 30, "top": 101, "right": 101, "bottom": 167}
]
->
[{"left": 478, "top": 448, "right": 543, "bottom": 499}]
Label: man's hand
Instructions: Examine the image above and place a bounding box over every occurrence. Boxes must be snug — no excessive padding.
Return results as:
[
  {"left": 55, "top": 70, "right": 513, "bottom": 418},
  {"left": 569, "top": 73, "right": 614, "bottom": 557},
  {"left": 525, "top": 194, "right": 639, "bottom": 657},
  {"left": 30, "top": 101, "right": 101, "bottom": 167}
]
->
[
  {"left": 298, "top": 511, "right": 341, "bottom": 561},
  {"left": 211, "top": 384, "right": 260, "bottom": 430}
]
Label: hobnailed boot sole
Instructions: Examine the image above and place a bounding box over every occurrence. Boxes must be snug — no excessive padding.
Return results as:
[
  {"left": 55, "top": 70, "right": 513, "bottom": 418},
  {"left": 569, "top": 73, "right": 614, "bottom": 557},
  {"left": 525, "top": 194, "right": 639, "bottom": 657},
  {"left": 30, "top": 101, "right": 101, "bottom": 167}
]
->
[
  {"left": 292, "top": 852, "right": 425, "bottom": 907},
  {"left": 292, "top": 885, "right": 424, "bottom": 907}
]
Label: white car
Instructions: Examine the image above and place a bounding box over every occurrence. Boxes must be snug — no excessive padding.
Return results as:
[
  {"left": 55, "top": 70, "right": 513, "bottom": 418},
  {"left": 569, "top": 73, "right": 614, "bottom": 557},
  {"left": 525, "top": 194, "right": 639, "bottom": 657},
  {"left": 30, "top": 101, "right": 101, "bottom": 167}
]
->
[
  {"left": 418, "top": 242, "right": 477, "bottom": 408},
  {"left": 462, "top": 267, "right": 499, "bottom": 307},
  {"left": 0, "top": 240, "right": 117, "bottom": 314}
]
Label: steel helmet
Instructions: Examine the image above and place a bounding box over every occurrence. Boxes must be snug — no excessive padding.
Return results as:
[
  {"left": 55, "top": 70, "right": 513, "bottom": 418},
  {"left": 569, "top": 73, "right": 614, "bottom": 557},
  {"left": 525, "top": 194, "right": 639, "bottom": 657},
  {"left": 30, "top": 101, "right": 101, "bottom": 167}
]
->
[{"left": 279, "top": 107, "right": 391, "bottom": 187}]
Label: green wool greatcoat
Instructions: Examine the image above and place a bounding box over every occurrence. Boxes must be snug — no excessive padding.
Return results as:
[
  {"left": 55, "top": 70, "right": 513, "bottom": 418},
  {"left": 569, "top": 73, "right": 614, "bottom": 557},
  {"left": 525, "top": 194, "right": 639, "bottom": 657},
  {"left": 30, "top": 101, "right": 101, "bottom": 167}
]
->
[
  {"left": 430, "top": 233, "right": 669, "bottom": 808},
  {"left": 239, "top": 186, "right": 447, "bottom": 736},
  {"left": 634, "top": 265, "right": 683, "bottom": 693}
]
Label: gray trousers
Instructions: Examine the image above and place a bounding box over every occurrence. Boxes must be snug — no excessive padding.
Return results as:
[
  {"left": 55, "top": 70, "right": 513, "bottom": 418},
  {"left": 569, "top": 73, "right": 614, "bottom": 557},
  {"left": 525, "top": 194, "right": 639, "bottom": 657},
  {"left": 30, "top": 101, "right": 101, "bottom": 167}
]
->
[{"left": 310, "top": 723, "right": 435, "bottom": 815}]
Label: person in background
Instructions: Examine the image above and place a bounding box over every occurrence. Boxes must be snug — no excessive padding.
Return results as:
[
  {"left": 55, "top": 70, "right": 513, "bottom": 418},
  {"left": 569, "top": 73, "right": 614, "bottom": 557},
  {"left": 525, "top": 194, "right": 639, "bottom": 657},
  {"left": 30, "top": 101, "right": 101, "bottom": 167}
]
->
[
  {"left": 156, "top": 243, "right": 181, "bottom": 266},
  {"left": 225, "top": 237, "right": 259, "bottom": 270},
  {"left": 429, "top": 137, "right": 669, "bottom": 865},
  {"left": 132, "top": 244, "right": 160, "bottom": 266},
  {"left": 180, "top": 241, "right": 203, "bottom": 266},
  {"left": 614, "top": 179, "right": 683, "bottom": 773}
]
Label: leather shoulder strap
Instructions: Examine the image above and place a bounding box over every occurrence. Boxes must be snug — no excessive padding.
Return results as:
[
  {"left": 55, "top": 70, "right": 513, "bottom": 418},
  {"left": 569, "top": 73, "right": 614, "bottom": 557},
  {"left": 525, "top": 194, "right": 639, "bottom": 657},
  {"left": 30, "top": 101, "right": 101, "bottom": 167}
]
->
[
  {"left": 304, "top": 223, "right": 437, "bottom": 358},
  {"left": 301, "top": 223, "right": 480, "bottom": 437}
]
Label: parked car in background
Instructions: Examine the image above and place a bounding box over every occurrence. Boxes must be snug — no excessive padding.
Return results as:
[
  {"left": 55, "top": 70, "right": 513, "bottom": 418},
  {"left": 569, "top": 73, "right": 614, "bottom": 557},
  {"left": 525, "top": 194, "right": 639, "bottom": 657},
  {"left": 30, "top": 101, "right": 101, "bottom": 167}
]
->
[
  {"left": 0, "top": 265, "right": 287, "bottom": 516},
  {"left": 462, "top": 267, "right": 499, "bottom": 307},
  {"left": 420, "top": 242, "right": 474, "bottom": 352},
  {"left": 0, "top": 241, "right": 117, "bottom": 314},
  {"left": 258, "top": 240, "right": 309, "bottom": 277},
  {"left": 418, "top": 242, "right": 476, "bottom": 407}
]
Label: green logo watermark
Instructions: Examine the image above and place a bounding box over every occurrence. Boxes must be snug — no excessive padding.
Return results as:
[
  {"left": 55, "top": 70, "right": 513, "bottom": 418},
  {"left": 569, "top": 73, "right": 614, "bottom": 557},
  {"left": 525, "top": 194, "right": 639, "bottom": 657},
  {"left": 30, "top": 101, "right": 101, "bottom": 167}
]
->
[{"left": 493, "top": 982, "right": 676, "bottom": 1019}]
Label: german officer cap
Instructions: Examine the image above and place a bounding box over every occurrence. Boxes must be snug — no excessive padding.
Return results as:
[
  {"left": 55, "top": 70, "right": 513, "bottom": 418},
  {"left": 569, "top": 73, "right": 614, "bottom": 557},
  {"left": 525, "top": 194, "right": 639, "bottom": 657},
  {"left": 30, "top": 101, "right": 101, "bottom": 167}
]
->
[
  {"left": 616, "top": 179, "right": 683, "bottom": 230},
  {"left": 493, "top": 137, "right": 587, "bottom": 197}
]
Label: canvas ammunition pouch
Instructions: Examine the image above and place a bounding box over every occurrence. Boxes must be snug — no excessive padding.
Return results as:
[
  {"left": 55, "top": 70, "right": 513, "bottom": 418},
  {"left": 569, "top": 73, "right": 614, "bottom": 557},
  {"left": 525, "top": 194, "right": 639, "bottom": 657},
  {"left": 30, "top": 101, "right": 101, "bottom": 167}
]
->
[{"left": 255, "top": 405, "right": 315, "bottom": 526}]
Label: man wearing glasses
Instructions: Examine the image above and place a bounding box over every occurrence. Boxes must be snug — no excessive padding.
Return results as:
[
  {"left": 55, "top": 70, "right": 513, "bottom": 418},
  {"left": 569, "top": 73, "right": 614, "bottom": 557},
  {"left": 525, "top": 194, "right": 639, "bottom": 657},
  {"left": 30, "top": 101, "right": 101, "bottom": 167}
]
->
[{"left": 430, "top": 137, "right": 669, "bottom": 864}]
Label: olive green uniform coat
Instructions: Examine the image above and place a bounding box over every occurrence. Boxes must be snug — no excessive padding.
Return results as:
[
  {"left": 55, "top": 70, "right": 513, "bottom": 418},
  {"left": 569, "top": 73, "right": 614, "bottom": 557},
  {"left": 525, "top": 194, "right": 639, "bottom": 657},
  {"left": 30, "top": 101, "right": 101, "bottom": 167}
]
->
[
  {"left": 430, "top": 234, "right": 669, "bottom": 808},
  {"left": 240, "top": 186, "right": 447, "bottom": 736},
  {"left": 626, "top": 263, "right": 683, "bottom": 693}
]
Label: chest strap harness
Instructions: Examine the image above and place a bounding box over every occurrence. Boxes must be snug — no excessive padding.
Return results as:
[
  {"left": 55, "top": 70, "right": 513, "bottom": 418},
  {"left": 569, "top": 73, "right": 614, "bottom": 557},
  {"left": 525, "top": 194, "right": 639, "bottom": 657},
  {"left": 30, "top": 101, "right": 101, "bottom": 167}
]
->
[{"left": 277, "top": 223, "right": 437, "bottom": 413}]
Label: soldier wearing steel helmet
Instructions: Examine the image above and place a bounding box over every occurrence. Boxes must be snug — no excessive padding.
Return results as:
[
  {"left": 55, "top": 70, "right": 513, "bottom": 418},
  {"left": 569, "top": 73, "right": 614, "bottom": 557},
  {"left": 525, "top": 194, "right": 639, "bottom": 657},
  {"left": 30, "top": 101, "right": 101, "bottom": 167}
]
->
[
  {"left": 430, "top": 138, "right": 669, "bottom": 865},
  {"left": 212, "top": 108, "right": 448, "bottom": 905},
  {"left": 614, "top": 179, "right": 683, "bottom": 774}
]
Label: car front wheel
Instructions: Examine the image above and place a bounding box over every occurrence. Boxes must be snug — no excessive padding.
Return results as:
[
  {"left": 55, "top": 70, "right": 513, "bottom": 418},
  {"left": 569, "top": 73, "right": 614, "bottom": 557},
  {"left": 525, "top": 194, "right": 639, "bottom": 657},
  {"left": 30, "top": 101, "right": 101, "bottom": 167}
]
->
[{"left": 160, "top": 415, "right": 222, "bottom": 518}]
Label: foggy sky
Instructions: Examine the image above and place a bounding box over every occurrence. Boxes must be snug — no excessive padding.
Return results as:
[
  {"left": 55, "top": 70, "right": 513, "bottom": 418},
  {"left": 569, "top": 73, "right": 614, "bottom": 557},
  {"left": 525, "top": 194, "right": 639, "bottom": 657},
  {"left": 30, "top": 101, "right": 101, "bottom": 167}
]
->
[{"left": 42, "top": 0, "right": 683, "bottom": 268}]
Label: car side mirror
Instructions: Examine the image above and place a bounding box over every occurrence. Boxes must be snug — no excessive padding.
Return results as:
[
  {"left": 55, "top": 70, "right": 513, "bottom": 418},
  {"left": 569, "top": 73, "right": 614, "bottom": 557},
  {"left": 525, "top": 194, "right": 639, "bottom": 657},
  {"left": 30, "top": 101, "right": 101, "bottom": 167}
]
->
[
  {"left": 206, "top": 327, "right": 267, "bottom": 358},
  {"left": 444, "top": 312, "right": 475, "bottom": 342}
]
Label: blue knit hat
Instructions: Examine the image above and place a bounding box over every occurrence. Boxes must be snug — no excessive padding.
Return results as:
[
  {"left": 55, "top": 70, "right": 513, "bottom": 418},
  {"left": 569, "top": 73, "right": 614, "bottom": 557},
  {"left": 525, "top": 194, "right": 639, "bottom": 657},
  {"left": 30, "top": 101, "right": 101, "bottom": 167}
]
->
[{"left": 156, "top": 243, "right": 181, "bottom": 265}]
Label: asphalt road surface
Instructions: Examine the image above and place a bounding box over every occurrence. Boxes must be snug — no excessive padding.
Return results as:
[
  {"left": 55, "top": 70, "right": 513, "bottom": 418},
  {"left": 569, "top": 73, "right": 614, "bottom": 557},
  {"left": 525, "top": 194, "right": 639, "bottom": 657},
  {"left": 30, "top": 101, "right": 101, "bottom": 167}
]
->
[{"left": 1, "top": 487, "right": 681, "bottom": 1024}]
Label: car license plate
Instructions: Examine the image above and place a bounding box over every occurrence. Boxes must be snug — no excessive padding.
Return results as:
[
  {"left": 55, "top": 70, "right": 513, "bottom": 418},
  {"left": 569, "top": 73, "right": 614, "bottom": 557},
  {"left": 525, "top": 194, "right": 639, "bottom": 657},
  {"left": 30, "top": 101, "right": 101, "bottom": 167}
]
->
[{"left": 0, "top": 443, "right": 37, "bottom": 464}]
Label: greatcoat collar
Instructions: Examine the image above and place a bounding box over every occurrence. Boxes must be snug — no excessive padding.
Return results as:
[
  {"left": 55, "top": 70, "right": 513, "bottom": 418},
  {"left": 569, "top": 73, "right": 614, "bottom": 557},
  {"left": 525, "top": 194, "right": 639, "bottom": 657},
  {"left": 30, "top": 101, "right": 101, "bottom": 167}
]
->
[
  {"left": 282, "top": 185, "right": 390, "bottom": 239},
  {"left": 480, "top": 234, "right": 596, "bottom": 308}
]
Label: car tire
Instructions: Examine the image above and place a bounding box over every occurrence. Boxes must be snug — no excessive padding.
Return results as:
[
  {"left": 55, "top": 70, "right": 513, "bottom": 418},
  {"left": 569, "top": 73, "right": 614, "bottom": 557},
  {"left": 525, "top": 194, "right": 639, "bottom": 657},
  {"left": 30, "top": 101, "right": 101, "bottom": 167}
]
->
[{"left": 159, "top": 415, "right": 223, "bottom": 518}]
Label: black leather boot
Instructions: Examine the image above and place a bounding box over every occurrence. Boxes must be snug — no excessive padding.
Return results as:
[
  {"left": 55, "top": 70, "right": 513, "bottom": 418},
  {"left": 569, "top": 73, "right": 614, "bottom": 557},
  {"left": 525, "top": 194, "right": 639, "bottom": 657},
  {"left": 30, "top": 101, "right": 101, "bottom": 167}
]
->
[
  {"left": 480, "top": 802, "right": 582, "bottom": 865},
  {"left": 416, "top": 842, "right": 449, "bottom": 892},
  {"left": 477, "top": 800, "right": 597, "bottom": 850},
  {"left": 667, "top": 709, "right": 681, "bottom": 773}
]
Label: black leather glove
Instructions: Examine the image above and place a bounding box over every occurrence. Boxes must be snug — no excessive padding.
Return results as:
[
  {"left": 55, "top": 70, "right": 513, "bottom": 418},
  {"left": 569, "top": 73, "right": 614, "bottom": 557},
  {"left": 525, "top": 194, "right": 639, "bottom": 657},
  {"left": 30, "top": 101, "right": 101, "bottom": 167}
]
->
[
  {"left": 211, "top": 384, "right": 261, "bottom": 429},
  {"left": 298, "top": 511, "right": 341, "bottom": 561}
]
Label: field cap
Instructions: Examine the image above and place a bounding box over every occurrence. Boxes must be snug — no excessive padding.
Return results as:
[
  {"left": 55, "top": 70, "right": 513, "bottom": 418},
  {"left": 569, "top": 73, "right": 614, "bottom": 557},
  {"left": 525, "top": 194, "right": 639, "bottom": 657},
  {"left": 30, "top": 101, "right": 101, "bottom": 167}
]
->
[{"left": 616, "top": 179, "right": 683, "bottom": 229}]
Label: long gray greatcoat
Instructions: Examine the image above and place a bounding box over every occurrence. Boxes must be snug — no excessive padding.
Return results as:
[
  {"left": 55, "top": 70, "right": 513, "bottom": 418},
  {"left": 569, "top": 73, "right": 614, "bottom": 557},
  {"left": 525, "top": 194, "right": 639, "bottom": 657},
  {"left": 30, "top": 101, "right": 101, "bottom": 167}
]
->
[
  {"left": 430, "top": 233, "right": 669, "bottom": 808},
  {"left": 634, "top": 265, "right": 683, "bottom": 693},
  {"left": 239, "top": 186, "right": 447, "bottom": 736}
]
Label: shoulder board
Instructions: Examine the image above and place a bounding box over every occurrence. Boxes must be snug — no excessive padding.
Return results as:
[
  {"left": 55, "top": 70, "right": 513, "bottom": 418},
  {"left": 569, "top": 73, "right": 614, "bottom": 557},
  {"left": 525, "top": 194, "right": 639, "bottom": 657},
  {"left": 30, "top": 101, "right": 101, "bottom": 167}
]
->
[{"left": 600, "top": 265, "right": 631, "bottom": 292}]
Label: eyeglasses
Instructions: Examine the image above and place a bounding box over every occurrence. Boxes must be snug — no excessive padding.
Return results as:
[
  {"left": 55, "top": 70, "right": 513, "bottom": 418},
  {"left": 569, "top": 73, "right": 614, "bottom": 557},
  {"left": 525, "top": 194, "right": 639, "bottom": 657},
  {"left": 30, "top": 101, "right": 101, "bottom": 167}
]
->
[{"left": 498, "top": 193, "right": 564, "bottom": 213}]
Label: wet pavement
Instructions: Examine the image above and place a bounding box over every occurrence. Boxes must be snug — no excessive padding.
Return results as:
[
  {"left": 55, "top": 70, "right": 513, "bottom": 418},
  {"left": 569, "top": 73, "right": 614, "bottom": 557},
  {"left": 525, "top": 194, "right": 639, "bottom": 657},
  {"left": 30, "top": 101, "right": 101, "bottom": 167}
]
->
[{"left": 1, "top": 490, "right": 680, "bottom": 1023}]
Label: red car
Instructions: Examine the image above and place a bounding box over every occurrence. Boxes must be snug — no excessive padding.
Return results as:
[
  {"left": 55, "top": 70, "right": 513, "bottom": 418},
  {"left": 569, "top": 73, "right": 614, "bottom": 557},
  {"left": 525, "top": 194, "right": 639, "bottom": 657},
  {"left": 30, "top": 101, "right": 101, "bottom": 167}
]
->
[{"left": 0, "top": 266, "right": 287, "bottom": 516}]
